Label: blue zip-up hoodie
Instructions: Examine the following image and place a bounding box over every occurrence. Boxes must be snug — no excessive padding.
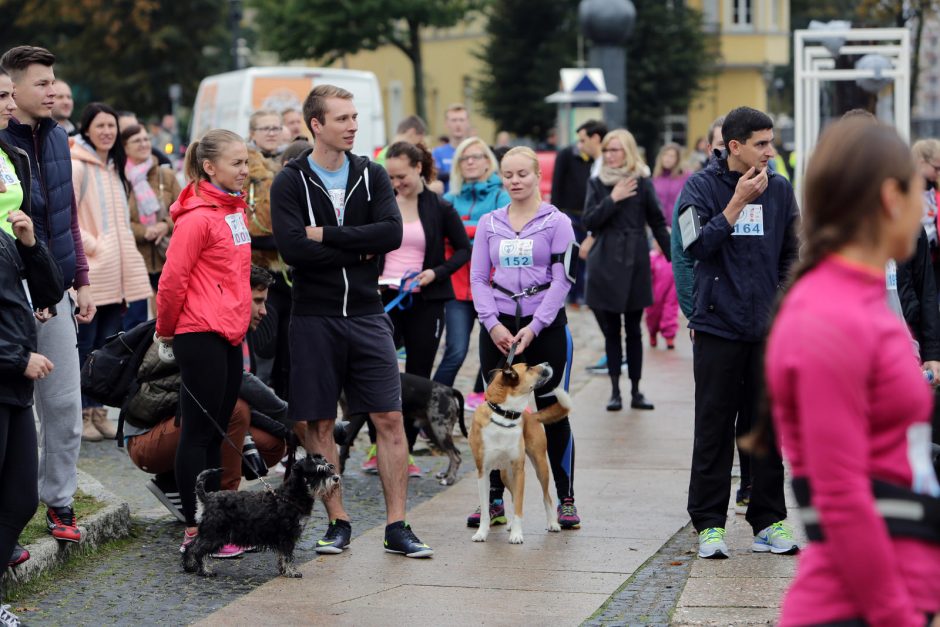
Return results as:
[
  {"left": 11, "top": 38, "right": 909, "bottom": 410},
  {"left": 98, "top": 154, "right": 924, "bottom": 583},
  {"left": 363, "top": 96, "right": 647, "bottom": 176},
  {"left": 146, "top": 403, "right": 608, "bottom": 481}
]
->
[
  {"left": 444, "top": 172, "right": 511, "bottom": 240},
  {"left": 678, "top": 154, "right": 800, "bottom": 342},
  {"left": 0, "top": 116, "right": 81, "bottom": 290}
]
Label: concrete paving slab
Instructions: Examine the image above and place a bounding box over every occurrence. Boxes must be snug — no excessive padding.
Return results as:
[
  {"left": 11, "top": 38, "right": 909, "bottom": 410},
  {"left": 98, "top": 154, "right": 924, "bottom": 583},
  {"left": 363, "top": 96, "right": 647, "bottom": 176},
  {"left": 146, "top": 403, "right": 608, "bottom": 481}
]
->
[
  {"left": 672, "top": 606, "right": 779, "bottom": 625},
  {"left": 678, "top": 576, "right": 789, "bottom": 608}
]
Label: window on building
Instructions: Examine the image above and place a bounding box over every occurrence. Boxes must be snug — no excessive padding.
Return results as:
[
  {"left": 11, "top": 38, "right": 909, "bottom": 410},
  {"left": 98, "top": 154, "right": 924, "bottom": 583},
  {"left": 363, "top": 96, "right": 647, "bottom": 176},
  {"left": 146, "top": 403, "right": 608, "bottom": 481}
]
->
[
  {"left": 702, "top": 0, "right": 719, "bottom": 29},
  {"left": 731, "top": 0, "right": 753, "bottom": 27}
]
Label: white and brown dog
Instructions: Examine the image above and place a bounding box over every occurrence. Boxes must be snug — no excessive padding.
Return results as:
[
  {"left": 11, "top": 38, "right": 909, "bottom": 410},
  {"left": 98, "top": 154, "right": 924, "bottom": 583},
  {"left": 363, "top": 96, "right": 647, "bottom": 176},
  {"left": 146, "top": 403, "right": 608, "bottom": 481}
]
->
[{"left": 469, "top": 362, "right": 571, "bottom": 544}]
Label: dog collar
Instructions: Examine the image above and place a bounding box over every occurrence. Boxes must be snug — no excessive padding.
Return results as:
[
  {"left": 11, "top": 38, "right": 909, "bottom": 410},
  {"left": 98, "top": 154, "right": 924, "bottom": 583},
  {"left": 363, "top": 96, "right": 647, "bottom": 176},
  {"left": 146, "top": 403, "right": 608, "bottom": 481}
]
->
[{"left": 487, "top": 401, "right": 522, "bottom": 428}]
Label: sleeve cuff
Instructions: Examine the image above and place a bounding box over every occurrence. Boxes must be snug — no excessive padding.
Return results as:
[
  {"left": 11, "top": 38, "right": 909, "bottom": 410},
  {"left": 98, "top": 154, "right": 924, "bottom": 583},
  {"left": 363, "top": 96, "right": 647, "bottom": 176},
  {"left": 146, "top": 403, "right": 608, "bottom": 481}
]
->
[{"left": 73, "top": 269, "right": 90, "bottom": 289}]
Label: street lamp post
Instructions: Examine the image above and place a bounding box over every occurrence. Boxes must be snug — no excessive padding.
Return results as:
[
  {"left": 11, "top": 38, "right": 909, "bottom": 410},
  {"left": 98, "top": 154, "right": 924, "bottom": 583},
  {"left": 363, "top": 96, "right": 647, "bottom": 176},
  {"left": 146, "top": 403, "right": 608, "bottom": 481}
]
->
[
  {"left": 579, "top": 0, "right": 636, "bottom": 128},
  {"left": 229, "top": 0, "right": 243, "bottom": 71}
]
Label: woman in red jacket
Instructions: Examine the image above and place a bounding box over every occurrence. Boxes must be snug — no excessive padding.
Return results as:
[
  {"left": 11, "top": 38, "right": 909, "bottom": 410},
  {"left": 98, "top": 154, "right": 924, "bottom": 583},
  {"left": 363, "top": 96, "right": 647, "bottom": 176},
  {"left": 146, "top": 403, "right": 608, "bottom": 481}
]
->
[{"left": 155, "top": 129, "right": 252, "bottom": 553}]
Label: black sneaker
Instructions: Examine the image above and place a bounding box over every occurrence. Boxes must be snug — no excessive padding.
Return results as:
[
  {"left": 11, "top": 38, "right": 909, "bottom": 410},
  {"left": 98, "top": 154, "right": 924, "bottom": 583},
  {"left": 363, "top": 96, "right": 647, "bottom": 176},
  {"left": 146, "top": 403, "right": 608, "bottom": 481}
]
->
[
  {"left": 384, "top": 521, "right": 433, "bottom": 558},
  {"left": 316, "top": 519, "right": 352, "bottom": 554},
  {"left": 146, "top": 473, "right": 186, "bottom": 523}
]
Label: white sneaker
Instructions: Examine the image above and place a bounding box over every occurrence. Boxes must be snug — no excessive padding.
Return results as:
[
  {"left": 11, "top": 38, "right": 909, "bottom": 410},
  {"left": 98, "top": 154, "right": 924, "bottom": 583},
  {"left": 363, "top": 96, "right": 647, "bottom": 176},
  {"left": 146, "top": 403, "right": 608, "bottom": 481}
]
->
[
  {"left": 752, "top": 521, "right": 800, "bottom": 555},
  {"left": 0, "top": 604, "right": 21, "bottom": 627},
  {"left": 698, "top": 527, "right": 729, "bottom": 559}
]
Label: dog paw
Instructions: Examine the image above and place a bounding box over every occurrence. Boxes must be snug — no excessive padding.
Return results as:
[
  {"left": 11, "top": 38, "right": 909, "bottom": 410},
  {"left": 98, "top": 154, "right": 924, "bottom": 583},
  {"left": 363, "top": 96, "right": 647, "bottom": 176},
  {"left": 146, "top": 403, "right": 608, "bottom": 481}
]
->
[
  {"left": 435, "top": 470, "right": 445, "bottom": 479},
  {"left": 548, "top": 522, "right": 561, "bottom": 532},
  {"left": 471, "top": 531, "right": 488, "bottom": 542},
  {"left": 508, "top": 533, "right": 524, "bottom": 544},
  {"left": 281, "top": 570, "right": 302, "bottom": 578}
]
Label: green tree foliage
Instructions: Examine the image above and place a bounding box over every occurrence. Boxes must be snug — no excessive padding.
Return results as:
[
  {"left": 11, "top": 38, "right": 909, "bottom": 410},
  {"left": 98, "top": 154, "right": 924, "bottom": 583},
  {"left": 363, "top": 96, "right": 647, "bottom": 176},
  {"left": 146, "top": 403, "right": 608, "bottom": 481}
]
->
[
  {"left": 0, "top": 0, "right": 232, "bottom": 123},
  {"left": 476, "top": 0, "right": 580, "bottom": 141},
  {"left": 624, "top": 1, "right": 716, "bottom": 158},
  {"left": 250, "top": 0, "right": 488, "bottom": 120}
]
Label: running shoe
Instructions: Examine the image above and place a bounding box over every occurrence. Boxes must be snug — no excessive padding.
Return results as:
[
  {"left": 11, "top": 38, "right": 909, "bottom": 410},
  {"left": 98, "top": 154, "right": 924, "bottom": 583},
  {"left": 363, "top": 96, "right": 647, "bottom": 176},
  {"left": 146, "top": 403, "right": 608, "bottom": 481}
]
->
[
  {"left": 752, "top": 521, "right": 800, "bottom": 555},
  {"left": 665, "top": 337, "right": 676, "bottom": 350},
  {"left": 0, "top": 603, "right": 21, "bottom": 627},
  {"left": 147, "top": 473, "right": 186, "bottom": 523},
  {"left": 179, "top": 528, "right": 198, "bottom": 553},
  {"left": 46, "top": 506, "right": 82, "bottom": 543},
  {"left": 698, "top": 527, "right": 729, "bottom": 559},
  {"left": 465, "top": 392, "right": 486, "bottom": 413},
  {"left": 8, "top": 544, "right": 28, "bottom": 568},
  {"left": 557, "top": 498, "right": 581, "bottom": 529},
  {"left": 408, "top": 455, "right": 423, "bottom": 478},
  {"left": 315, "top": 519, "right": 352, "bottom": 554},
  {"left": 586, "top": 356, "right": 628, "bottom": 375},
  {"left": 210, "top": 544, "right": 245, "bottom": 559},
  {"left": 384, "top": 521, "right": 433, "bottom": 558},
  {"left": 466, "top": 499, "right": 507, "bottom": 527},
  {"left": 361, "top": 443, "right": 378, "bottom": 474}
]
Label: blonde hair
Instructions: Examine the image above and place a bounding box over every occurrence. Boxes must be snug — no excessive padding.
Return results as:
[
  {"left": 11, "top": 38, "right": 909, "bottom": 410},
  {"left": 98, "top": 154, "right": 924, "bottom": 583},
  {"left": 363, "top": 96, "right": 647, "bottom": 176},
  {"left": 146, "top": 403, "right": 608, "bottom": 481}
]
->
[
  {"left": 248, "top": 109, "right": 281, "bottom": 133},
  {"left": 449, "top": 137, "right": 500, "bottom": 192},
  {"left": 602, "top": 129, "right": 646, "bottom": 176},
  {"left": 501, "top": 146, "right": 541, "bottom": 177},
  {"left": 912, "top": 138, "right": 940, "bottom": 163},
  {"left": 445, "top": 103, "right": 467, "bottom": 116},
  {"left": 184, "top": 129, "right": 245, "bottom": 184},
  {"left": 653, "top": 142, "right": 687, "bottom": 178}
]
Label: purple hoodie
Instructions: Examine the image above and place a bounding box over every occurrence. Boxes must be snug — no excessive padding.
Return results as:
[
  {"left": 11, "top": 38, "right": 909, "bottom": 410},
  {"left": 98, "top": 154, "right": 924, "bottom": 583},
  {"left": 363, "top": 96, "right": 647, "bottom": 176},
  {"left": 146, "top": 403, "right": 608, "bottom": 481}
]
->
[{"left": 470, "top": 202, "right": 574, "bottom": 335}]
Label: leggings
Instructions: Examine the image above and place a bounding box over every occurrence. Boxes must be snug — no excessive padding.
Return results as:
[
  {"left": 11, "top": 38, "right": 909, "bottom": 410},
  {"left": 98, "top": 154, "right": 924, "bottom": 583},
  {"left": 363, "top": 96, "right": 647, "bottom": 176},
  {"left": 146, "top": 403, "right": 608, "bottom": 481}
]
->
[
  {"left": 479, "top": 314, "right": 575, "bottom": 502},
  {"left": 174, "top": 332, "right": 242, "bottom": 525},
  {"left": 599, "top": 309, "right": 644, "bottom": 383},
  {"left": 374, "top": 291, "right": 445, "bottom": 451},
  {"left": 0, "top": 404, "right": 39, "bottom": 581}
]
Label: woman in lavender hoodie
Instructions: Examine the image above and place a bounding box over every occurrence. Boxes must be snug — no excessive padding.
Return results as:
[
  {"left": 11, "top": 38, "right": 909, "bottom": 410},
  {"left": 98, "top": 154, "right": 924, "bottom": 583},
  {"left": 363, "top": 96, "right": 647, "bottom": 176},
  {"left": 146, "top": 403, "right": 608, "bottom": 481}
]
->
[{"left": 468, "top": 146, "right": 580, "bottom": 529}]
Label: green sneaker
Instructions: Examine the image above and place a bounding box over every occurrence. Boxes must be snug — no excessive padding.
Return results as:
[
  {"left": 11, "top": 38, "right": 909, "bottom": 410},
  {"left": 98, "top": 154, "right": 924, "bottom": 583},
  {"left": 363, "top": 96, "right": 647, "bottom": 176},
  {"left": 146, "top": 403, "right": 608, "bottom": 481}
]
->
[
  {"left": 752, "top": 521, "right": 799, "bottom": 555},
  {"left": 315, "top": 519, "right": 351, "bottom": 554},
  {"left": 698, "top": 527, "right": 729, "bottom": 559}
]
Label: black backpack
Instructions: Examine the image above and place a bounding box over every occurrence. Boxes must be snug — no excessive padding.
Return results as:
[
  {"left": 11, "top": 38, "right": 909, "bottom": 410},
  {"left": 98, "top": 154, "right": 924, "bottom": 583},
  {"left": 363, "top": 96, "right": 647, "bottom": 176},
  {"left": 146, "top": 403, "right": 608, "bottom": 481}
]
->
[{"left": 80, "top": 319, "right": 156, "bottom": 409}]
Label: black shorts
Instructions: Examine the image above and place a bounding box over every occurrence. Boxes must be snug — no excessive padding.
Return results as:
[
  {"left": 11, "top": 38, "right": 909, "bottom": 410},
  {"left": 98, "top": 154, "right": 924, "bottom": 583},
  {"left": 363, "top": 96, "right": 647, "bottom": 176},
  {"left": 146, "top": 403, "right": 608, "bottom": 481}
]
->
[{"left": 288, "top": 314, "right": 402, "bottom": 421}]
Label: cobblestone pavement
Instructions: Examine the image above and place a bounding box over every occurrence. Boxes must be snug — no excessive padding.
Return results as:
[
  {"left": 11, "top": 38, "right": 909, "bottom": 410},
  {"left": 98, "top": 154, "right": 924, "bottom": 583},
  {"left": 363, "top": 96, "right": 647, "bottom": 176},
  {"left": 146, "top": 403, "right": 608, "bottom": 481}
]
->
[
  {"left": 584, "top": 523, "right": 699, "bottom": 627},
  {"left": 13, "top": 307, "right": 691, "bottom": 626}
]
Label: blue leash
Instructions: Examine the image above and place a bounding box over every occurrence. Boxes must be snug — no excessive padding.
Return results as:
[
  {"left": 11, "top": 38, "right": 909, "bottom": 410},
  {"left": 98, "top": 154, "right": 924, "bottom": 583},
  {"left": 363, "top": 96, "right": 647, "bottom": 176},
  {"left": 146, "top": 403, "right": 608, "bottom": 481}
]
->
[
  {"left": 564, "top": 325, "right": 573, "bottom": 392},
  {"left": 383, "top": 271, "right": 421, "bottom": 313}
]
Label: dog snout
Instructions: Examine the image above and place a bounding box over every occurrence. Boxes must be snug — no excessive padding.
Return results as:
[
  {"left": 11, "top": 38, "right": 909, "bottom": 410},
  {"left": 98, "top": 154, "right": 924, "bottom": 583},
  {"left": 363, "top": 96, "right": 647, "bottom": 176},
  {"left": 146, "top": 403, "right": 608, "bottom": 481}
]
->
[{"left": 536, "top": 363, "right": 553, "bottom": 383}]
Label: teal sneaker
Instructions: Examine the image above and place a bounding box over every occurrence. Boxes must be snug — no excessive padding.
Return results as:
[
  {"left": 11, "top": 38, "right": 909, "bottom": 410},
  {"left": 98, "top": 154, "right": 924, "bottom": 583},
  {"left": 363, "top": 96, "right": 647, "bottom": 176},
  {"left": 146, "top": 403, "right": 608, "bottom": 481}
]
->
[
  {"left": 316, "top": 519, "right": 352, "bottom": 554},
  {"left": 698, "top": 527, "right": 729, "bottom": 559},
  {"left": 752, "top": 521, "right": 799, "bottom": 555}
]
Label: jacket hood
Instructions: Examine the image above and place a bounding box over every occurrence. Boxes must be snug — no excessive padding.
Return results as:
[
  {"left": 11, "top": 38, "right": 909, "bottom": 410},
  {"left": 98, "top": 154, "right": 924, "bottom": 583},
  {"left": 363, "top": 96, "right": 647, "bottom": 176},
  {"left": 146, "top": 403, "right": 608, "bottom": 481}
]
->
[
  {"left": 490, "top": 201, "right": 558, "bottom": 232},
  {"left": 170, "top": 180, "right": 247, "bottom": 220},
  {"left": 284, "top": 149, "right": 369, "bottom": 180},
  {"left": 70, "top": 136, "right": 110, "bottom": 167},
  {"left": 457, "top": 172, "right": 504, "bottom": 198}
]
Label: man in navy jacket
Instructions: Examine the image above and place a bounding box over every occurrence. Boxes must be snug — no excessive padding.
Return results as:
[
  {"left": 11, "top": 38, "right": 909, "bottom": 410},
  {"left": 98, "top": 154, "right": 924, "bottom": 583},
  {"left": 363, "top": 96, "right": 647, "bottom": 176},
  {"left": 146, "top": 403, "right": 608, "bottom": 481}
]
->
[
  {"left": 0, "top": 46, "right": 96, "bottom": 546},
  {"left": 678, "top": 107, "right": 800, "bottom": 559}
]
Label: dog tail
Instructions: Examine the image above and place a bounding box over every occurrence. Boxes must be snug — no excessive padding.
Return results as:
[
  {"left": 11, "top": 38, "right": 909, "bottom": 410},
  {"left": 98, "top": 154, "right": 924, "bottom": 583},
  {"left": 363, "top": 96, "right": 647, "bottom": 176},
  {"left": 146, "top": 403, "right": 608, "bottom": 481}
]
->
[
  {"left": 453, "top": 388, "right": 468, "bottom": 437},
  {"left": 195, "top": 468, "right": 223, "bottom": 505},
  {"left": 531, "top": 388, "right": 572, "bottom": 425}
]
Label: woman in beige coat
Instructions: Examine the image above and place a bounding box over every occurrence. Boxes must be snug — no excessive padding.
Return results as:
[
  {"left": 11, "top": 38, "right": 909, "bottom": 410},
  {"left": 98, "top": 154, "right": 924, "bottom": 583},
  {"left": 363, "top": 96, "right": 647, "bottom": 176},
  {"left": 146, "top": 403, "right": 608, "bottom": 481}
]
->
[
  {"left": 122, "top": 123, "right": 181, "bottom": 329},
  {"left": 72, "top": 103, "right": 151, "bottom": 440}
]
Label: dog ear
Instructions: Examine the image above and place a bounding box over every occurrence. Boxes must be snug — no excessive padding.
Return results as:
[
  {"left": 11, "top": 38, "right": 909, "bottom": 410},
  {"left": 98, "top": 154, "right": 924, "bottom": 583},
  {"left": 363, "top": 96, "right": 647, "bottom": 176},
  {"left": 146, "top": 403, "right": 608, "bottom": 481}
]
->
[{"left": 501, "top": 366, "right": 519, "bottom": 385}]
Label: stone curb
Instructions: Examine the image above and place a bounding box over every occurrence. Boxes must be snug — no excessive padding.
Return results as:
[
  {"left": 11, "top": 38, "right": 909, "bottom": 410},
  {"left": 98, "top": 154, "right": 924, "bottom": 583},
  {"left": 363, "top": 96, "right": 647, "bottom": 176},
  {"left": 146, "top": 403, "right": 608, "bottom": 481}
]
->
[{"left": 2, "top": 469, "right": 132, "bottom": 592}]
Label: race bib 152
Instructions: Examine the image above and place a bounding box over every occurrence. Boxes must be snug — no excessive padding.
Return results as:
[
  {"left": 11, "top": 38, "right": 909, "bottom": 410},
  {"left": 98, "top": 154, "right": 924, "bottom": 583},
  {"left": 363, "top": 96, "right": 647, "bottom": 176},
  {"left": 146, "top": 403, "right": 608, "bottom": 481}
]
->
[{"left": 499, "top": 238, "right": 534, "bottom": 268}]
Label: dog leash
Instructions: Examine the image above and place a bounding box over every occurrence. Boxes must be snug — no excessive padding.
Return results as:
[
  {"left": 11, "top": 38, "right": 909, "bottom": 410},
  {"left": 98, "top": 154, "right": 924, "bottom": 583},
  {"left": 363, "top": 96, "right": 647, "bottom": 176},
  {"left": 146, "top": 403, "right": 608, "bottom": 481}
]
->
[
  {"left": 181, "top": 382, "right": 278, "bottom": 494},
  {"left": 383, "top": 271, "right": 421, "bottom": 313}
]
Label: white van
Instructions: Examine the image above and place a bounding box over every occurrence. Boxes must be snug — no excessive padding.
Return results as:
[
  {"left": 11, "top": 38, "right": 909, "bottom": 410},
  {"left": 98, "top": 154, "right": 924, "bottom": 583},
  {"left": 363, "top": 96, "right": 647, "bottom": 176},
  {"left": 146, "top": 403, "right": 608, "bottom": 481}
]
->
[{"left": 190, "top": 66, "right": 386, "bottom": 157}]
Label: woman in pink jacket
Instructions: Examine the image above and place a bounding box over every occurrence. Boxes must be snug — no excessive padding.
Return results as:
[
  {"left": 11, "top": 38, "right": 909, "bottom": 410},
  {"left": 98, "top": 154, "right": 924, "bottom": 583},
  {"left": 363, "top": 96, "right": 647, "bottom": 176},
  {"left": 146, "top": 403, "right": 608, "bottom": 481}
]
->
[
  {"left": 765, "top": 118, "right": 940, "bottom": 626},
  {"left": 72, "top": 103, "right": 151, "bottom": 441},
  {"left": 156, "top": 129, "right": 252, "bottom": 554}
]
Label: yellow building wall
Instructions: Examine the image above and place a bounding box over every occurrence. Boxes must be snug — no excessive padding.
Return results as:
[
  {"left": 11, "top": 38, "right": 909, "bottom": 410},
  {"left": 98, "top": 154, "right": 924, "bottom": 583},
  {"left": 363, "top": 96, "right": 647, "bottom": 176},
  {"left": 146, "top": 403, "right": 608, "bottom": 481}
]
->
[
  {"left": 688, "top": 69, "right": 771, "bottom": 143},
  {"left": 327, "top": 22, "right": 497, "bottom": 144}
]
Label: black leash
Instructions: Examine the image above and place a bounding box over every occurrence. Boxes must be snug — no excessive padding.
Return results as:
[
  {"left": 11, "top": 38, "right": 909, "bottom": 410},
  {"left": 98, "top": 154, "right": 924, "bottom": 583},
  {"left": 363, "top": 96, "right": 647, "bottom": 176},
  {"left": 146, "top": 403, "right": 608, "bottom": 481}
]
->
[{"left": 180, "top": 382, "right": 278, "bottom": 494}]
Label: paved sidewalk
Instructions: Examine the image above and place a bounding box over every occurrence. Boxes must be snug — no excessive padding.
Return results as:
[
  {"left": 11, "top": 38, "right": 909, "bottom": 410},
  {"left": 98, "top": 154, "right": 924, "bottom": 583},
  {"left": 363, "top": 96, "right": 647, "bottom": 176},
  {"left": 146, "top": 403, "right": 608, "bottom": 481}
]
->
[{"left": 196, "top": 311, "right": 731, "bottom": 626}]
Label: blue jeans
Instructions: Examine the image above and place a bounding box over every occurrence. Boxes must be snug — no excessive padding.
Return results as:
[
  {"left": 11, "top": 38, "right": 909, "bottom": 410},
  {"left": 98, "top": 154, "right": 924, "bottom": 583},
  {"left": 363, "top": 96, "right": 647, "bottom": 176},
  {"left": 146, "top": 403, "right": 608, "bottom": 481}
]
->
[
  {"left": 433, "top": 300, "right": 477, "bottom": 388},
  {"left": 77, "top": 303, "right": 124, "bottom": 408}
]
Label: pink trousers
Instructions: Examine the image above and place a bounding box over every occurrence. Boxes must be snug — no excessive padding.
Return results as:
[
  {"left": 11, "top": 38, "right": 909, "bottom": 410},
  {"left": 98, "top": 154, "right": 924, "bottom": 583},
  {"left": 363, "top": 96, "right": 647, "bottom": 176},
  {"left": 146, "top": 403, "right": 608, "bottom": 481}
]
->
[{"left": 645, "top": 251, "right": 678, "bottom": 340}]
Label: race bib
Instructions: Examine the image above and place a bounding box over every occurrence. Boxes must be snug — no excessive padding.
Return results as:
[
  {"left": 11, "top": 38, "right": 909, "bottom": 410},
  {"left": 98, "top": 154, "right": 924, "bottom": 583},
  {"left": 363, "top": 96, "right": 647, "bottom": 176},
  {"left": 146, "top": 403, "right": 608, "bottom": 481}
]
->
[
  {"left": 0, "top": 156, "right": 19, "bottom": 188},
  {"left": 907, "top": 423, "right": 940, "bottom": 497},
  {"left": 886, "top": 259, "right": 898, "bottom": 290},
  {"left": 499, "top": 239, "right": 534, "bottom": 267},
  {"left": 328, "top": 188, "right": 346, "bottom": 225},
  {"left": 732, "top": 204, "right": 764, "bottom": 236},
  {"left": 225, "top": 213, "right": 251, "bottom": 246}
]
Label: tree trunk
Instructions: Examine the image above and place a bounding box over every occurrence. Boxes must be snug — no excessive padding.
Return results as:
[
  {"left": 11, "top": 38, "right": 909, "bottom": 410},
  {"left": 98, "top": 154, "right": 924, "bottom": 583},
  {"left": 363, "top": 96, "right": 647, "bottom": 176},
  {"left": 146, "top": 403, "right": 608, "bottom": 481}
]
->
[{"left": 408, "top": 19, "right": 428, "bottom": 122}]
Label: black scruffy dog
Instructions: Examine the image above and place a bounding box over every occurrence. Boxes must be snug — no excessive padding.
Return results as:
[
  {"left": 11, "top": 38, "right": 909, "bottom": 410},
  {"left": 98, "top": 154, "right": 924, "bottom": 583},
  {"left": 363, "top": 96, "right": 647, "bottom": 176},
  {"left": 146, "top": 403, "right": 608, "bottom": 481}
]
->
[{"left": 182, "top": 454, "right": 340, "bottom": 578}]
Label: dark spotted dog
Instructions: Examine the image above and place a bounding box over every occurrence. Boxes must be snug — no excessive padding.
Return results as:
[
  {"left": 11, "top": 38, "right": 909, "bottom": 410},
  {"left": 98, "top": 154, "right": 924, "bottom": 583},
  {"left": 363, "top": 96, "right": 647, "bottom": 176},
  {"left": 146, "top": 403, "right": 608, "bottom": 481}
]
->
[
  {"left": 338, "top": 373, "right": 467, "bottom": 485},
  {"left": 182, "top": 455, "right": 340, "bottom": 578}
]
